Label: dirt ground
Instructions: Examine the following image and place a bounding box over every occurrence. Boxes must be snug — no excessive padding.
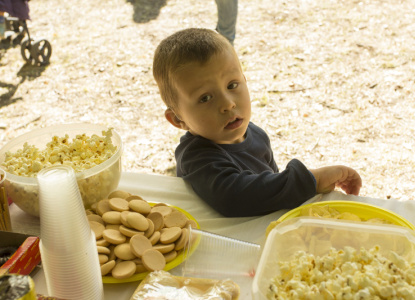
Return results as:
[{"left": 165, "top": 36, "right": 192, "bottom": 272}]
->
[{"left": 0, "top": 0, "right": 414, "bottom": 201}]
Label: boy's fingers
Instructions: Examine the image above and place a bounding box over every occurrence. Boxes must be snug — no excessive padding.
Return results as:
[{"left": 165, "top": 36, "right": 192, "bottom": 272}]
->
[
  {"left": 336, "top": 176, "right": 361, "bottom": 195},
  {"left": 340, "top": 181, "right": 361, "bottom": 196}
]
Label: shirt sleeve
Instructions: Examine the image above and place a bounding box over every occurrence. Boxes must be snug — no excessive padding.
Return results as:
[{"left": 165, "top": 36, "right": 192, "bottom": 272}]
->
[{"left": 178, "top": 141, "right": 317, "bottom": 217}]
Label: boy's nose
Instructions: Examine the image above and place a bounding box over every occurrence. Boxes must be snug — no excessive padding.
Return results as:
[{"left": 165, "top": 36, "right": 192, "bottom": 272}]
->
[{"left": 219, "top": 95, "right": 236, "bottom": 113}]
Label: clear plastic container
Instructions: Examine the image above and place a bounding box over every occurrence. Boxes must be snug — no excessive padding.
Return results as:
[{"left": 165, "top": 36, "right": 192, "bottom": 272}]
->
[
  {"left": 0, "top": 167, "right": 5, "bottom": 185},
  {"left": 181, "top": 228, "right": 261, "bottom": 299},
  {"left": 0, "top": 123, "right": 122, "bottom": 217},
  {"left": 252, "top": 217, "right": 415, "bottom": 300}
]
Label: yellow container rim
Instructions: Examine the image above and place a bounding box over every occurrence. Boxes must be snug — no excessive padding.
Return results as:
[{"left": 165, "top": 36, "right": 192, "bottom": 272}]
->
[{"left": 277, "top": 200, "right": 415, "bottom": 230}]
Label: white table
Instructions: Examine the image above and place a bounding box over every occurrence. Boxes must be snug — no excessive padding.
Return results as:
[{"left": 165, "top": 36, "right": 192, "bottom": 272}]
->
[{"left": 10, "top": 172, "right": 415, "bottom": 299}]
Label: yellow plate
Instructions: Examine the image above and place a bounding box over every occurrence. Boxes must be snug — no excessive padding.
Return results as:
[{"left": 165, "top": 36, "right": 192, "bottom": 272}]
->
[
  {"left": 277, "top": 200, "right": 415, "bottom": 230},
  {"left": 102, "top": 203, "right": 200, "bottom": 283}
]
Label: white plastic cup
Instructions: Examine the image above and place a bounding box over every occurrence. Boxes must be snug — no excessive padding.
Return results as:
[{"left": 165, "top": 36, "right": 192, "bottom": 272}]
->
[
  {"left": 38, "top": 165, "right": 92, "bottom": 252},
  {"left": 37, "top": 165, "right": 103, "bottom": 300},
  {"left": 40, "top": 233, "right": 103, "bottom": 299},
  {"left": 39, "top": 231, "right": 98, "bottom": 263}
]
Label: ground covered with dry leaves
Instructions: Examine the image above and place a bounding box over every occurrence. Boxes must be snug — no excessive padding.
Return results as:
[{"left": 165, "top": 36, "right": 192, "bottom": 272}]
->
[{"left": 0, "top": 0, "right": 414, "bottom": 201}]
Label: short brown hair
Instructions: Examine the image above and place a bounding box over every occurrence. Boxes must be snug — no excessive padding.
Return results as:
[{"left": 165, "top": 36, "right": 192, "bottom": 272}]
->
[{"left": 153, "top": 28, "right": 233, "bottom": 111}]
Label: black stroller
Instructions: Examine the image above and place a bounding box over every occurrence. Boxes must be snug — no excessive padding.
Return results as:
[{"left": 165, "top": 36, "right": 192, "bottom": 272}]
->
[{"left": 0, "top": 0, "right": 52, "bottom": 66}]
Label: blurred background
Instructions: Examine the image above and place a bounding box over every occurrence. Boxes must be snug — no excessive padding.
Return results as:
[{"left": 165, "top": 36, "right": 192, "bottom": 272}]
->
[{"left": 0, "top": 0, "right": 414, "bottom": 201}]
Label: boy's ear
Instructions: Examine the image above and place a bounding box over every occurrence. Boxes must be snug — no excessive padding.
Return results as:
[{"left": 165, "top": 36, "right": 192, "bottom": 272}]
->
[{"left": 165, "top": 108, "right": 187, "bottom": 130}]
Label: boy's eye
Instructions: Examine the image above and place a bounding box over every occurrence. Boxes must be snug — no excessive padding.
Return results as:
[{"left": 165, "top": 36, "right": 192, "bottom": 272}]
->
[
  {"left": 227, "top": 82, "right": 238, "bottom": 89},
  {"left": 199, "top": 95, "right": 212, "bottom": 103}
]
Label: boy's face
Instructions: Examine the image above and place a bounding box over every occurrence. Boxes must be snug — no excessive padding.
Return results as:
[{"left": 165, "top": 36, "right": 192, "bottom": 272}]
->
[{"left": 172, "top": 49, "right": 251, "bottom": 144}]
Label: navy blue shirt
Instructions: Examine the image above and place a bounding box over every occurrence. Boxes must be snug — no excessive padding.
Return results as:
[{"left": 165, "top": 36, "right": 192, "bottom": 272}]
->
[{"left": 175, "top": 122, "right": 316, "bottom": 217}]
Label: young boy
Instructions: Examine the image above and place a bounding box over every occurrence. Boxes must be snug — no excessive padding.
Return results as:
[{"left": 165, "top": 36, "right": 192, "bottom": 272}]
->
[{"left": 152, "top": 28, "right": 362, "bottom": 217}]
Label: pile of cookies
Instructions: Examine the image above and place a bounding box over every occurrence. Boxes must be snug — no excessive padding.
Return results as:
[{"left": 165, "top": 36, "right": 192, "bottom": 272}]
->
[{"left": 86, "top": 190, "right": 198, "bottom": 280}]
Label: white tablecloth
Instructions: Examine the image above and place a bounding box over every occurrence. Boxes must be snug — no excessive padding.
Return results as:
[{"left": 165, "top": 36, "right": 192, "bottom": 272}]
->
[{"left": 9, "top": 172, "right": 415, "bottom": 299}]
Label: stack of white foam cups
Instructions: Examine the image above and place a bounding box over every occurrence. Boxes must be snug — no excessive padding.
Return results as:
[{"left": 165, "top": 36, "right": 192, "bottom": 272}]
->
[{"left": 37, "top": 165, "right": 104, "bottom": 300}]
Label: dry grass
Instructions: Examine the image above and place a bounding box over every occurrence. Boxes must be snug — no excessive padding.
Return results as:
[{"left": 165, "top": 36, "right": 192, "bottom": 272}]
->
[{"left": 1, "top": 0, "right": 414, "bottom": 201}]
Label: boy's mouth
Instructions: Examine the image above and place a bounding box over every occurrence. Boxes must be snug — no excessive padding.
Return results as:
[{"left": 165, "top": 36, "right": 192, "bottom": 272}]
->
[{"left": 225, "top": 118, "right": 243, "bottom": 130}]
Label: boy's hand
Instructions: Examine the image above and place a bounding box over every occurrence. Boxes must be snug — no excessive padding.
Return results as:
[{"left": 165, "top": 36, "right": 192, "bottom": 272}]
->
[{"left": 310, "top": 166, "right": 362, "bottom": 196}]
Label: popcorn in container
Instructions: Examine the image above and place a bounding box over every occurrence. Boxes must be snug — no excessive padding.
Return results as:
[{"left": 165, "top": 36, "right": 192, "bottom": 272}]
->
[
  {"left": 252, "top": 217, "right": 415, "bottom": 299},
  {"left": 0, "top": 123, "right": 123, "bottom": 217}
]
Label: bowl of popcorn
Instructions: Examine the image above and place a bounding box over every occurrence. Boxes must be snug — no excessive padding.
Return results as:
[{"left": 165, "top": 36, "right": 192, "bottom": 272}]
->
[
  {"left": 0, "top": 123, "right": 123, "bottom": 217},
  {"left": 253, "top": 217, "right": 415, "bottom": 299}
]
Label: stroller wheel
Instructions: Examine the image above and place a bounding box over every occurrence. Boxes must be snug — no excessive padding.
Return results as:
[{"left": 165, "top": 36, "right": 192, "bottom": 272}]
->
[
  {"left": 21, "top": 38, "right": 34, "bottom": 63},
  {"left": 32, "top": 39, "right": 52, "bottom": 66},
  {"left": 21, "top": 39, "right": 34, "bottom": 62}
]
